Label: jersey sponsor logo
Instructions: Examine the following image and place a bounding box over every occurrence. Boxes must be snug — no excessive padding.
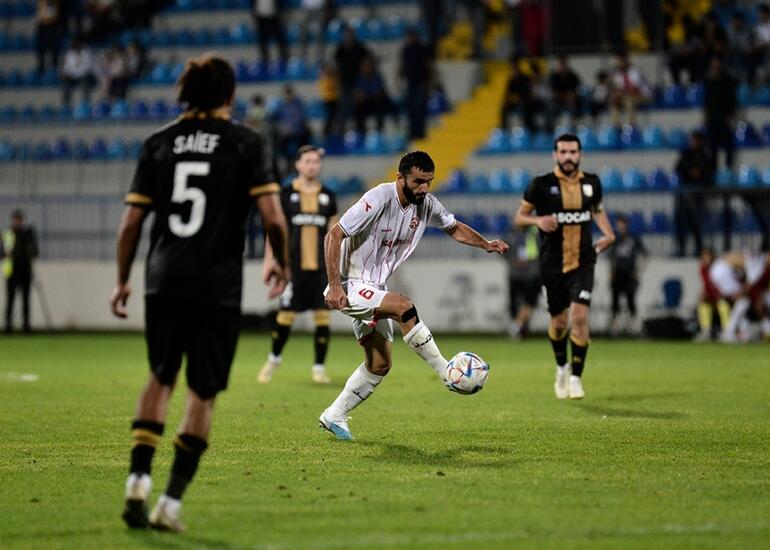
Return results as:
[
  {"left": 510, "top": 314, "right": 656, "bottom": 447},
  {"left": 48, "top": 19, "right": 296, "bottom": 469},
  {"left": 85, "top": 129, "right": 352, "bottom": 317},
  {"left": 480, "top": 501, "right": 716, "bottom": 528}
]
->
[
  {"left": 555, "top": 210, "right": 592, "bottom": 224},
  {"left": 578, "top": 289, "right": 592, "bottom": 300},
  {"left": 381, "top": 238, "right": 412, "bottom": 247},
  {"left": 172, "top": 131, "right": 220, "bottom": 154},
  {"left": 291, "top": 213, "right": 327, "bottom": 227},
  {"left": 409, "top": 216, "right": 420, "bottom": 229},
  {"left": 582, "top": 184, "right": 594, "bottom": 197}
]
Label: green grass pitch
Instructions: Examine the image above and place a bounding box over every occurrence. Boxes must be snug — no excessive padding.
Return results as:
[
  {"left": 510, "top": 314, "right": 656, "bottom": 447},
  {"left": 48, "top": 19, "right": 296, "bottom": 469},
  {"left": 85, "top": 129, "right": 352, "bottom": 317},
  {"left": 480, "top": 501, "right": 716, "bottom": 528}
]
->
[{"left": 1, "top": 333, "right": 769, "bottom": 549}]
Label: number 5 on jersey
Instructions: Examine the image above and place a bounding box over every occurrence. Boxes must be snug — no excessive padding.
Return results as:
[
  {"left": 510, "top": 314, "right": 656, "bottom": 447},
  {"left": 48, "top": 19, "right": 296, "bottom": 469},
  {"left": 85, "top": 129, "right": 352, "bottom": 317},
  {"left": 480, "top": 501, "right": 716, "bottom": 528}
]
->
[{"left": 169, "top": 161, "right": 209, "bottom": 237}]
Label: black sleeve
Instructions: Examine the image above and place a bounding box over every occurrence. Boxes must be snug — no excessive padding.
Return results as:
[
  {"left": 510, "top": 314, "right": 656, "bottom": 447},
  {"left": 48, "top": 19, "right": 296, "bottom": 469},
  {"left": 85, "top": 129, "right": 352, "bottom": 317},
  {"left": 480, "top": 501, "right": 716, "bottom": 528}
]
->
[
  {"left": 593, "top": 176, "right": 604, "bottom": 210},
  {"left": 329, "top": 190, "right": 338, "bottom": 217},
  {"left": 125, "top": 139, "right": 156, "bottom": 208},
  {"left": 29, "top": 227, "right": 39, "bottom": 259},
  {"left": 247, "top": 132, "right": 280, "bottom": 198},
  {"left": 522, "top": 177, "right": 541, "bottom": 210}
]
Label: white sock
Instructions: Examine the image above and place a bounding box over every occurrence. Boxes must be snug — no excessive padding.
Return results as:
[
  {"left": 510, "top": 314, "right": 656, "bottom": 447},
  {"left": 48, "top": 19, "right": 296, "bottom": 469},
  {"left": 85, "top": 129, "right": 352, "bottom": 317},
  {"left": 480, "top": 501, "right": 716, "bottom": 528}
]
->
[
  {"left": 557, "top": 363, "right": 570, "bottom": 375},
  {"left": 312, "top": 363, "right": 325, "bottom": 372},
  {"left": 403, "top": 321, "right": 448, "bottom": 380},
  {"left": 268, "top": 352, "right": 281, "bottom": 364},
  {"left": 326, "top": 363, "right": 383, "bottom": 420},
  {"left": 725, "top": 297, "right": 750, "bottom": 338},
  {"left": 158, "top": 494, "right": 181, "bottom": 514},
  {"left": 761, "top": 318, "right": 770, "bottom": 337}
]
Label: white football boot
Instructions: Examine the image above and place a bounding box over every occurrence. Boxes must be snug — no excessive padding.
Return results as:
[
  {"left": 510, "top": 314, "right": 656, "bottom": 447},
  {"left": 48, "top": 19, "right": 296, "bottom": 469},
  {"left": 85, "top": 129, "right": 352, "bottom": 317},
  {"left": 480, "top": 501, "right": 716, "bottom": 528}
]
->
[
  {"left": 554, "top": 364, "right": 570, "bottom": 400},
  {"left": 149, "top": 494, "right": 185, "bottom": 533},
  {"left": 311, "top": 364, "right": 331, "bottom": 384},
  {"left": 318, "top": 409, "right": 353, "bottom": 440},
  {"left": 122, "top": 473, "right": 152, "bottom": 529},
  {"left": 568, "top": 375, "right": 585, "bottom": 399},
  {"left": 257, "top": 353, "right": 281, "bottom": 383}
]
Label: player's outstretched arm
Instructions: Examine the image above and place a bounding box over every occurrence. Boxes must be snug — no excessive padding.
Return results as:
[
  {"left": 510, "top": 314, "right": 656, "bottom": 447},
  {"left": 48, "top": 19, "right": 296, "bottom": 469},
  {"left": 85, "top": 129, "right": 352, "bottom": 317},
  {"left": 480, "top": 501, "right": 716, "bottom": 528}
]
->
[
  {"left": 593, "top": 208, "right": 616, "bottom": 254},
  {"left": 444, "top": 222, "right": 509, "bottom": 254},
  {"left": 324, "top": 224, "right": 348, "bottom": 309},
  {"left": 111, "top": 205, "right": 148, "bottom": 319},
  {"left": 257, "top": 193, "right": 290, "bottom": 299}
]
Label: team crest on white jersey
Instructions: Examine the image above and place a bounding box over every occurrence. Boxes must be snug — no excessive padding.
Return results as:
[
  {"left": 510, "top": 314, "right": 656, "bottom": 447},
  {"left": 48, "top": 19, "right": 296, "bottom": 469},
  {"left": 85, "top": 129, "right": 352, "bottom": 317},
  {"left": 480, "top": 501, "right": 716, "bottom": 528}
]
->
[
  {"left": 582, "top": 184, "right": 593, "bottom": 197},
  {"left": 409, "top": 216, "right": 420, "bottom": 229}
]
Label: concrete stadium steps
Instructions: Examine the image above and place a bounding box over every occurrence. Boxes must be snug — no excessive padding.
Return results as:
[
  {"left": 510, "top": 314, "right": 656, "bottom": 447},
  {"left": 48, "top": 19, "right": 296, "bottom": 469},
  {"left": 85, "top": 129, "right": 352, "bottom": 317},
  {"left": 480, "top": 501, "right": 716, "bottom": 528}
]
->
[
  {"left": 466, "top": 149, "right": 770, "bottom": 175},
  {"left": 0, "top": 60, "right": 479, "bottom": 109},
  {"left": 0, "top": 156, "right": 393, "bottom": 197},
  {"left": 381, "top": 60, "right": 507, "bottom": 187}
]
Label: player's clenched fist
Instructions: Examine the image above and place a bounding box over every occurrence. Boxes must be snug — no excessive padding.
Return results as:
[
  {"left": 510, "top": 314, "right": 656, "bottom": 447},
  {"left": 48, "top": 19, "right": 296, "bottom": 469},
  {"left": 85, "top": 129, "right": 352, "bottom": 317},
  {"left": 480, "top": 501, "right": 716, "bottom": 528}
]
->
[
  {"left": 484, "top": 239, "right": 509, "bottom": 254},
  {"left": 325, "top": 285, "right": 349, "bottom": 310},
  {"left": 537, "top": 215, "right": 558, "bottom": 233}
]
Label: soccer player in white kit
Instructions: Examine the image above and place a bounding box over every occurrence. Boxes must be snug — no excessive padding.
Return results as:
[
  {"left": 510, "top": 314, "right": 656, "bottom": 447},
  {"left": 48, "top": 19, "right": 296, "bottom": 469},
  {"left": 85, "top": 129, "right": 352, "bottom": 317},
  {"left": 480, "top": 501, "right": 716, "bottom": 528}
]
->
[{"left": 319, "top": 151, "right": 509, "bottom": 440}]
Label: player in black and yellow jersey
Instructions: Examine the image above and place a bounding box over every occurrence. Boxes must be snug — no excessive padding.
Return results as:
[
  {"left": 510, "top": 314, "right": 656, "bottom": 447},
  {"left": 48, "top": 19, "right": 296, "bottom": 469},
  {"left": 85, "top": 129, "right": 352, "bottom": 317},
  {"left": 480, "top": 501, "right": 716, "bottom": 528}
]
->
[
  {"left": 515, "top": 133, "right": 615, "bottom": 400},
  {"left": 258, "top": 145, "right": 338, "bottom": 384},
  {"left": 110, "top": 54, "right": 289, "bottom": 532}
]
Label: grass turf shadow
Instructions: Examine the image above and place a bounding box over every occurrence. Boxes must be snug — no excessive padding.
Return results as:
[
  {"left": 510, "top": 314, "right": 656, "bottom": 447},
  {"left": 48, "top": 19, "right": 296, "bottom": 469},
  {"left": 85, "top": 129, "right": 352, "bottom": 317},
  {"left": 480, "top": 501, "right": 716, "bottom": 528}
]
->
[{"left": 357, "top": 440, "right": 518, "bottom": 468}]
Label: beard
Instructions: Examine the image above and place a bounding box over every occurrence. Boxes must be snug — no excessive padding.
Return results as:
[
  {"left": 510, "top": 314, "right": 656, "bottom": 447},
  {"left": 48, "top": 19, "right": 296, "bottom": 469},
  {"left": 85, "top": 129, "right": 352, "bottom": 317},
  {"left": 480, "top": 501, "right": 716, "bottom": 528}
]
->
[
  {"left": 402, "top": 183, "right": 426, "bottom": 204},
  {"left": 558, "top": 159, "right": 579, "bottom": 175}
]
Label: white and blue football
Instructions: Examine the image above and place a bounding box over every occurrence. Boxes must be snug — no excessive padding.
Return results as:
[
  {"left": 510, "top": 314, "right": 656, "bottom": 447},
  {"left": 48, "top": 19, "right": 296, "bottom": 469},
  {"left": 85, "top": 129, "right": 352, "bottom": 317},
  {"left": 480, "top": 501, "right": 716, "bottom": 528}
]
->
[{"left": 445, "top": 352, "right": 489, "bottom": 395}]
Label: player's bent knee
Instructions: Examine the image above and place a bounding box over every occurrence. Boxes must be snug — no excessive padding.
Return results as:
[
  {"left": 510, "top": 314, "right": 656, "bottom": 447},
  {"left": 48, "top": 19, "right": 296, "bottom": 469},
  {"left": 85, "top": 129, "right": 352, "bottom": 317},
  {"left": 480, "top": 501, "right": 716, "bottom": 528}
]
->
[{"left": 366, "top": 361, "right": 391, "bottom": 376}]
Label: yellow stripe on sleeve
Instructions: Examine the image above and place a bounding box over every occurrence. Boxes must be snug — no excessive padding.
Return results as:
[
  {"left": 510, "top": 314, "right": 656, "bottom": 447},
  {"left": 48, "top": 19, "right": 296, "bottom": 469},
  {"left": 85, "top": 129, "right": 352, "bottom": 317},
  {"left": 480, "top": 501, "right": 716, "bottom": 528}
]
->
[
  {"left": 249, "top": 182, "right": 281, "bottom": 197},
  {"left": 125, "top": 192, "right": 153, "bottom": 206}
]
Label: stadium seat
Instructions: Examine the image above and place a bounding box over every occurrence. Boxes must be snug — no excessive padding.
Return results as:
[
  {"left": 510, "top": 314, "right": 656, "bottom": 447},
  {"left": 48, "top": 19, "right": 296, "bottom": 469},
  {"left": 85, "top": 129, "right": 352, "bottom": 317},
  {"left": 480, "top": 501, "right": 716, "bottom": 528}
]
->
[
  {"left": 666, "top": 127, "right": 688, "bottom": 149},
  {"left": 0, "top": 105, "right": 16, "bottom": 122},
  {"left": 650, "top": 212, "right": 671, "bottom": 234},
  {"left": 737, "top": 164, "right": 760, "bottom": 188},
  {"left": 620, "top": 124, "right": 642, "bottom": 149},
  {"left": 510, "top": 167, "right": 530, "bottom": 191},
  {"left": 32, "top": 142, "right": 52, "bottom": 162},
  {"left": 51, "top": 138, "right": 72, "bottom": 160},
  {"left": 641, "top": 125, "right": 664, "bottom": 149},
  {"left": 628, "top": 211, "right": 646, "bottom": 235},
  {"left": 0, "top": 140, "right": 14, "bottom": 162},
  {"left": 597, "top": 125, "right": 620, "bottom": 150},
  {"left": 662, "top": 278, "right": 683, "bottom": 309},
  {"left": 110, "top": 100, "right": 130, "bottom": 120},
  {"left": 468, "top": 173, "right": 489, "bottom": 193},
  {"left": 510, "top": 126, "right": 531, "bottom": 152},
  {"left": 762, "top": 165, "right": 770, "bottom": 187},
  {"left": 343, "top": 131, "right": 364, "bottom": 154},
  {"left": 89, "top": 138, "right": 108, "bottom": 160},
  {"left": 444, "top": 170, "right": 468, "bottom": 194},
  {"left": 599, "top": 167, "right": 622, "bottom": 191},
  {"left": 488, "top": 169, "right": 512, "bottom": 193},
  {"left": 646, "top": 168, "right": 670, "bottom": 191},
  {"left": 662, "top": 85, "right": 686, "bottom": 108},
  {"left": 468, "top": 213, "right": 489, "bottom": 233},
  {"left": 735, "top": 121, "right": 762, "bottom": 148},
  {"left": 576, "top": 125, "right": 598, "bottom": 151},
  {"left": 107, "top": 138, "right": 126, "bottom": 160},
  {"left": 490, "top": 213, "right": 510, "bottom": 234},
  {"left": 621, "top": 168, "right": 644, "bottom": 191},
  {"left": 129, "top": 100, "right": 149, "bottom": 119},
  {"left": 484, "top": 128, "right": 511, "bottom": 154},
  {"left": 685, "top": 83, "right": 703, "bottom": 106},
  {"left": 716, "top": 168, "right": 733, "bottom": 187},
  {"left": 362, "top": 130, "right": 385, "bottom": 154},
  {"left": 532, "top": 132, "right": 551, "bottom": 151},
  {"left": 73, "top": 101, "right": 92, "bottom": 121}
]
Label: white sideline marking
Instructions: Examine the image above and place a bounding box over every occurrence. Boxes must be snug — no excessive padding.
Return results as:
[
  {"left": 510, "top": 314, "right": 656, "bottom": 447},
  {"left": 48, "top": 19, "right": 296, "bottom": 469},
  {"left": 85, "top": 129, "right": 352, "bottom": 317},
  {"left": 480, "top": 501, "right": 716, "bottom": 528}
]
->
[
  {"left": 250, "top": 522, "right": 770, "bottom": 550},
  {"left": 2, "top": 372, "right": 39, "bottom": 382}
]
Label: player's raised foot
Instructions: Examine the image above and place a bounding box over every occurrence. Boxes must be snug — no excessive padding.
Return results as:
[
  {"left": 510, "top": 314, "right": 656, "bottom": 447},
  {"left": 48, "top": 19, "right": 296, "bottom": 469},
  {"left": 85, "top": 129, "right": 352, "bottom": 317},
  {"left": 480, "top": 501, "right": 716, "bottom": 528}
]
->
[
  {"left": 568, "top": 375, "right": 585, "bottom": 400},
  {"left": 311, "top": 365, "right": 331, "bottom": 384},
  {"left": 122, "top": 473, "right": 152, "bottom": 529},
  {"left": 554, "top": 364, "right": 570, "bottom": 400},
  {"left": 319, "top": 409, "right": 353, "bottom": 440},
  {"left": 257, "top": 354, "right": 281, "bottom": 384},
  {"left": 149, "top": 495, "right": 185, "bottom": 533}
]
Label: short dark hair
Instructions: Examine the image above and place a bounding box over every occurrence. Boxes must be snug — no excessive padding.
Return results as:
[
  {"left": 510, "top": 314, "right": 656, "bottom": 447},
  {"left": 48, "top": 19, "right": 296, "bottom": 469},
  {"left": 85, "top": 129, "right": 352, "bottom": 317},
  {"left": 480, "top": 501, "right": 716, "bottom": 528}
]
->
[
  {"left": 177, "top": 55, "right": 235, "bottom": 111},
  {"left": 11, "top": 209, "right": 24, "bottom": 219},
  {"left": 295, "top": 145, "right": 324, "bottom": 161},
  {"left": 398, "top": 151, "right": 435, "bottom": 176},
  {"left": 553, "top": 133, "right": 582, "bottom": 151}
]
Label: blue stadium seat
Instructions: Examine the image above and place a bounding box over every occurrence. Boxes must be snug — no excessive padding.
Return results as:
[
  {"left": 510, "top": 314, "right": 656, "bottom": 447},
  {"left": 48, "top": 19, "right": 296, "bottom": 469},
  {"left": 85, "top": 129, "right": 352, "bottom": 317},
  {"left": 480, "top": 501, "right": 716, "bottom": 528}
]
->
[
  {"left": 92, "top": 100, "right": 111, "bottom": 120},
  {"left": 735, "top": 121, "right": 762, "bottom": 148},
  {"left": 662, "top": 85, "right": 686, "bottom": 108},
  {"left": 0, "top": 105, "right": 16, "bottom": 122},
  {"left": 488, "top": 169, "right": 512, "bottom": 193},
  {"left": 662, "top": 278, "right": 682, "bottom": 308},
  {"left": 231, "top": 22, "right": 254, "bottom": 45},
  {"left": 620, "top": 124, "right": 642, "bottom": 149},
  {"left": 363, "top": 130, "right": 385, "bottom": 154},
  {"left": 650, "top": 212, "right": 671, "bottom": 234},
  {"left": 444, "top": 170, "right": 468, "bottom": 194},
  {"left": 510, "top": 167, "right": 530, "bottom": 191},
  {"left": 685, "top": 83, "right": 704, "bottom": 106},
  {"left": 468, "top": 173, "right": 489, "bottom": 193},
  {"left": 129, "top": 100, "right": 149, "bottom": 119},
  {"left": 89, "top": 138, "right": 108, "bottom": 160},
  {"left": 646, "top": 168, "right": 670, "bottom": 190},
  {"left": 0, "top": 140, "right": 14, "bottom": 162},
  {"left": 490, "top": 213, "right": 511, "bottom": 234},
  {"left": 641, "top": 125, "right": 664, "bottom": 149},
  {"left": 33, "top": 142, "right": 52, "bottom": 161},
  {"left": 716, "top": 168, "right": 733, "bottom": 187},
  {"left": 468, "top": 213, "right": 489, "bottom": 233},
  {"left": 51, "top": 138, "right": 72, "bottom": 160},
  {"left": 621, "top": 168, "right": 644, "bottom": 190},
  {"left": 532, "top": 132, "right": 551, "bottom": 151},
  {"left": 127, "top": 139, "right": 143, "bottom": 160},
  {"left": 600, "top": 167, "right": 622, "bottom": 191},
  {"left": 343, "top": 131, "right": 364, "bottom": 154},
  {"left": 596, "top": 125, "right": 620, "bottom": 150},
  {"left": 427, "top": 89, "right": 450, "bottom": 114},
  {"left": 19, "top": 105, "right": 36, "bottom": 121},
  {"left": 148, "top": 99, "right": 168, "bottom": 119},
  {"left": 73, "top": 101, "right": 92, "bottom": 121},
  {"left": 286, "top": 57, "right": 308, "bottom": 79},
  {"left": 737, "top": 82, "right": 752, "bottom": 106},
  {"left": 576, "top": 125, "right": 598, "bottom": 151},
  {"left": 110, "top": 100, "right": 129, "bottom": 120},
  {"left": 628, "top": 211, "right": 646, "bottom": 235},
  {"left": 484, "top": 128, "right": 510, "bottom": 154},
  {"left": 762, "top": 165, "right": 770, "bottom": 187},
  {"left": 755, "top": 85, "right": 770, "bottom": 106},
  {"left": 737, "top": 164, "right": 760, "bottom": 188},
  {"left": 387, "top": 133, "right": 406, "bottom": 152},
  {"left": 107, "top": 138, "right": 126, "bottom": 160},
  {"left": 38, "top": 104, "right": 56, "bottom": 121},
  {"left": 666, "top": 127, "right": 688, "bottom": 149},
  {"left": 510, "top": 126, "right": 531, "bottom": 152}
]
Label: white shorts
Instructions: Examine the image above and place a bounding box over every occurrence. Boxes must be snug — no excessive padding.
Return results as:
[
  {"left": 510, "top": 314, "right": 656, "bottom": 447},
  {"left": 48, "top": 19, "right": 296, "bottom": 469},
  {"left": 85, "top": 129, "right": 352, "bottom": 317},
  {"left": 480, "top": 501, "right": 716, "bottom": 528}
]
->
[
  {"left": 324, "top": 279, "right": 394, "bottom": 342},
  {"left": 709, "top": 259, "right": 741, "bottom": 298}
]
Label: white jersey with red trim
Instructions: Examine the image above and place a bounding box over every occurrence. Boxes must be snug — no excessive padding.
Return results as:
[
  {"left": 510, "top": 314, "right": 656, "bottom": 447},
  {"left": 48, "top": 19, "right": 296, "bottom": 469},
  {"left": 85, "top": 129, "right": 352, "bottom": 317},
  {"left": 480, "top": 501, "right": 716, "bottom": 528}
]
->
[{"left": 337, "top": 182, "right": 456, "bottom": 287}]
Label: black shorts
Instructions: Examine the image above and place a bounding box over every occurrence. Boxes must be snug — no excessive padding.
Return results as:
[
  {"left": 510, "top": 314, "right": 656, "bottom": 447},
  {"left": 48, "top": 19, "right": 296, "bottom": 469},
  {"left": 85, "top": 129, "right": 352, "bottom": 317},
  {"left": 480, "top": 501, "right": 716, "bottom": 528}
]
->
[
  {"left": 508, "top": 276, "right": 541, "bottom": 313},
  {"left": 145, "top": 295, "right": 241, "bottom": 399},
  {"left": 279, "top": 269, "right": 327, "bottom": 311},
  {"left": 541, "top": 263, "right": 595, "bottom": 315}
]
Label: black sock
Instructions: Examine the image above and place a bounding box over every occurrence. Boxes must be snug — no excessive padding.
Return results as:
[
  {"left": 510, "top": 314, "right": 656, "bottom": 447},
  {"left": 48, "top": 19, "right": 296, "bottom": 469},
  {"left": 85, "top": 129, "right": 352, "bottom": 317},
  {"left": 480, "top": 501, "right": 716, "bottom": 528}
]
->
[
  {"left": 570, "top": 336, "right": 589, "bottom": 377},
  {"left": 165, "top": 433, "right": 208, "bottom": 500},
  {"left": 130, "top": 420, "right": 164, "bottom": 476},
  {"left": 314, "top": 325, "right": 330, "bottom": 365},
  {"left": 271, "top": 319, "right": 292, "bottom": 357},
  {"left": 548, "top": 325, "right": 568, "bottom": 366}
]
